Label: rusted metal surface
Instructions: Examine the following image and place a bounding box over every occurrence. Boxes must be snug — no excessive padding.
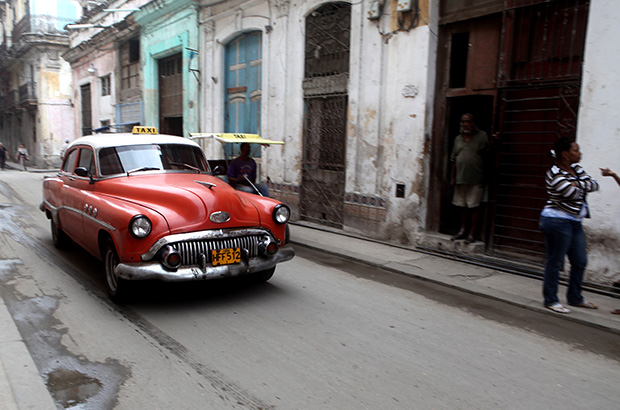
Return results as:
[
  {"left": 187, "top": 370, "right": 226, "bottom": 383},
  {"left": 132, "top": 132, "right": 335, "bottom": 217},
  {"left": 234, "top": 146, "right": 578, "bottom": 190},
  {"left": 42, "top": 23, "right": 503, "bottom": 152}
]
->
[
  {"left": 431, "top": 0, "right": 589, "bottom": 261},
  {"left": 499, "top": 0, "right": 589, "bottom": 86},
  {"left": 301, "top": 3, "right": 351, "bottom": 228},
  {"left": 301, "top": 95, "right": 347, "bottom": 228},
  {"left": 158, "top": 53, "right": 183, "bottom": 118},
  {"left": 490, "top": 0, "right": 588, "bottom": 258},
  {"left": 80, "top": 84, "right": 92, "bottom": 136},
  {"left": 491, "top": 85, "right": 581, "bottom": 258}
]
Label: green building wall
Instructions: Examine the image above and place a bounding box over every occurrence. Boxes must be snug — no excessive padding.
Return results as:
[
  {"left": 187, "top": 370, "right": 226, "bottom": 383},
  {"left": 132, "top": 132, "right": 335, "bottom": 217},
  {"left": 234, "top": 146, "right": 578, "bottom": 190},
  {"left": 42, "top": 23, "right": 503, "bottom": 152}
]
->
[{"left": 135, "top": 0, "right": 200, "bottom": 136}]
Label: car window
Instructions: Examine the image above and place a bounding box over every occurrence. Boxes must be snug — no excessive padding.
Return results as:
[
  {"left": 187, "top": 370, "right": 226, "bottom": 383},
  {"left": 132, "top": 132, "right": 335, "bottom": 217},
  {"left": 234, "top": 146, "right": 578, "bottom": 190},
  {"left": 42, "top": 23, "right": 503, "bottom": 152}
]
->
[
  {"left": 62, "top": 149, "right": 79, "bottom": 173},
  {"left": 77, "top": 148, "right": 96, "bottom": 176},
  {"left": 99, "top": 144, "right": 208, "bottom": 176}
]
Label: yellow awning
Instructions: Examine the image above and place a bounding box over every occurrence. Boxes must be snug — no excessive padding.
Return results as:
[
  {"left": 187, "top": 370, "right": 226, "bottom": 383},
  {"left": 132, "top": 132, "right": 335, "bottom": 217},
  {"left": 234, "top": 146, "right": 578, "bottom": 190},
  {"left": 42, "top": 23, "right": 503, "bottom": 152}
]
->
[{"left": 189, "top": 133, "right": 285, "bottom": 145}]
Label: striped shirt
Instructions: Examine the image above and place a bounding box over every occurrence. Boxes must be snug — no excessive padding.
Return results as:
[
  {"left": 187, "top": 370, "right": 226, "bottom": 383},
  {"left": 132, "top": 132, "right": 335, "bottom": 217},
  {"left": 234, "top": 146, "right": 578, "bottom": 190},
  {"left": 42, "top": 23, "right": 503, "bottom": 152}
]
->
[{"left": 544, "top": 164, "right": 599, "bottom": 218}]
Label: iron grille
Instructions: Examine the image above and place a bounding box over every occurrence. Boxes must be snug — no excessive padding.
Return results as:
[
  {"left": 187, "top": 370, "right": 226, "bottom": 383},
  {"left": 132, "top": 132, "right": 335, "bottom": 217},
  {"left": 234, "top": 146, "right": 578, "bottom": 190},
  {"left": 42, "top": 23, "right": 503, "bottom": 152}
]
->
[{"left": 172, "top": 235, "right": 262, "bottom": 266}]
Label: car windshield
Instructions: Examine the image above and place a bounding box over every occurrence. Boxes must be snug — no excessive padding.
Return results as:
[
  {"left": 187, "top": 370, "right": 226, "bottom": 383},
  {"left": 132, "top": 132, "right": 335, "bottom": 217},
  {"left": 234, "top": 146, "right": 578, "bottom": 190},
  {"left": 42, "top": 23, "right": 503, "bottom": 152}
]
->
[{"left": 99, "top": 144, "right": 208, "bottom": 176}]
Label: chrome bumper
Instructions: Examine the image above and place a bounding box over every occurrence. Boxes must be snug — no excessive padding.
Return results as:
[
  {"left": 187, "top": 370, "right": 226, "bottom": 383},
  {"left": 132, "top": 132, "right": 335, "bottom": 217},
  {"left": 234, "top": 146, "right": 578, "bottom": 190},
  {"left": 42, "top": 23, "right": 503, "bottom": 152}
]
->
[{"left": 115, "top": 244, "right": 295, "bottom": 281}]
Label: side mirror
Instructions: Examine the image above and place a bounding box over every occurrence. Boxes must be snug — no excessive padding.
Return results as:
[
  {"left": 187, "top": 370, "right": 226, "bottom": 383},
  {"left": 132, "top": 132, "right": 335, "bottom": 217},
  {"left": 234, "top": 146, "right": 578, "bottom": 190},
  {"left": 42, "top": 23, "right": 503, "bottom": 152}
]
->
[
  {"left": 74, "top": 167, "right": 89, "bottom": 177},
  {"left": 75, "top": 167, "right": 95, "bottom": 184},
  {"left": 212, "top": 165, "right": 225, "bottom": 176}
]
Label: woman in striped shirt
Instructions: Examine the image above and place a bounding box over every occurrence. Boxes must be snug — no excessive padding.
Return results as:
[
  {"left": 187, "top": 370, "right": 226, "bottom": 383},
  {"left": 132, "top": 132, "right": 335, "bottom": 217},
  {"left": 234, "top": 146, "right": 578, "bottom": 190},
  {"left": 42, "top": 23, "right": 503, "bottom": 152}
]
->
[{"left": 540, "top": 137, "right": 599, "bottom": 314}]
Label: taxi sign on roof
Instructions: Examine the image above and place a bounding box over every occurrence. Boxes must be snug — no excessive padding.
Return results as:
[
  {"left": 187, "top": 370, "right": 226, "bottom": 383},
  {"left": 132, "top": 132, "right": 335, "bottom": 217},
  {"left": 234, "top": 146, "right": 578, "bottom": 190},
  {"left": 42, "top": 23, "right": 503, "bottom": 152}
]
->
[
  {"left": 132, "top": 126, "right": 158, "bottom": 134},
  {"left": 189, "top": 133, "right": 285, "bottom": 145}
]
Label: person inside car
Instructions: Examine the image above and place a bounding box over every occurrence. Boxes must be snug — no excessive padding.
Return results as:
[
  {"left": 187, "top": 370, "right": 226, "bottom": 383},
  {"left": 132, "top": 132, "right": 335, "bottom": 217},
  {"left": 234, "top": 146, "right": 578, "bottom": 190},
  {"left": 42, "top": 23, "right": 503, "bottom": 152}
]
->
[{"left": 226, "top": 142, "right": 269, "bottom": 196}]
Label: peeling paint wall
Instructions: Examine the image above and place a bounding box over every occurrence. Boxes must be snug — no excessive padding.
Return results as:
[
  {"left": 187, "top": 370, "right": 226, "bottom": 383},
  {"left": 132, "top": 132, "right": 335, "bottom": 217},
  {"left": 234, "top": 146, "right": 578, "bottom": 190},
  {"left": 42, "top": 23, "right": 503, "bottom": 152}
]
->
[
  {"left": 136, "top": 0, "right": 200, "bottom": 135},
  {"left": 199, "top": 0, "right": 437, "bottom": 243},
  {"left": 577, "top": 0, "right": 620, "bottom": 285}
]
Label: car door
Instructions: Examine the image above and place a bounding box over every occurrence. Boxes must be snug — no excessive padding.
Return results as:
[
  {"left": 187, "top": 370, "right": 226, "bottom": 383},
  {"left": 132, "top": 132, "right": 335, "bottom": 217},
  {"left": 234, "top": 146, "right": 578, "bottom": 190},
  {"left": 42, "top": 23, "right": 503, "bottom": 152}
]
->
[{"left": 58, "top": 146, "right": 95, "bottom": 247}]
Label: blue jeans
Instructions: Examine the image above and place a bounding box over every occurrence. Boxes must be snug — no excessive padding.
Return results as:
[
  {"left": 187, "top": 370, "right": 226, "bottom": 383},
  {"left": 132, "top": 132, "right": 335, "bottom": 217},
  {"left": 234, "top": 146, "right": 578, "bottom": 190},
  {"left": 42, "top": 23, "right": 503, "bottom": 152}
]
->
[{"left": 539, "top": 216, "right": 587, "bottom": 306}]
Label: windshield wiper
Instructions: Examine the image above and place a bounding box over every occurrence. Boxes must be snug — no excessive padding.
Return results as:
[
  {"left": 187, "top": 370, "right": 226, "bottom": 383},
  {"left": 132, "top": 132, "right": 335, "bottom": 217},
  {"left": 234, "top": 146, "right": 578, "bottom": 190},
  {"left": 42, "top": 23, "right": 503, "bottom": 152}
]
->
[
  {"left": 169, "top": 162, "right": 201, "bottom": 173},
  {"left": 127, "top": 166, "right": 161, "bottom": 175}
]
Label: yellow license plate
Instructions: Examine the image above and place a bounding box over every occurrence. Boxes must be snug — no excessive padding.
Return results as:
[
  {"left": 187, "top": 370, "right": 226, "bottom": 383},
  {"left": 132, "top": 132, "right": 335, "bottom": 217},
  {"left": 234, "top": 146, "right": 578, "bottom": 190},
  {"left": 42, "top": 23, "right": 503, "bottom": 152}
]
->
[{"left": 211, "top": 247, "right": 241, "bottom": 266}]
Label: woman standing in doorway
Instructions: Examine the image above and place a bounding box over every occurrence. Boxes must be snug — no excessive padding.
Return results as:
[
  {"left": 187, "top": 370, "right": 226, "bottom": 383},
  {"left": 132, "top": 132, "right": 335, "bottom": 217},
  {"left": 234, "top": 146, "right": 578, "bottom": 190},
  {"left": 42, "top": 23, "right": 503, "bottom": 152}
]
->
[{"left": 540, "top": 137, "right": 599, "bottom": 314}]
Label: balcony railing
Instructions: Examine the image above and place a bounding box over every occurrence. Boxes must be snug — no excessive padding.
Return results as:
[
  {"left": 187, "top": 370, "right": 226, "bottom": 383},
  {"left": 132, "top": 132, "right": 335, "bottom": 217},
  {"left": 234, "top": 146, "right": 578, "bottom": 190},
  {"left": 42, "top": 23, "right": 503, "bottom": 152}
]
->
[
  {"left": 19, "top": 82, "right": 37, "bottom": 106},
  {"left": 12, "top": 13, "right": 77, "bottom": 41},
  {"left": 12, "top": 15, "right": 32, "bottom": 41}
]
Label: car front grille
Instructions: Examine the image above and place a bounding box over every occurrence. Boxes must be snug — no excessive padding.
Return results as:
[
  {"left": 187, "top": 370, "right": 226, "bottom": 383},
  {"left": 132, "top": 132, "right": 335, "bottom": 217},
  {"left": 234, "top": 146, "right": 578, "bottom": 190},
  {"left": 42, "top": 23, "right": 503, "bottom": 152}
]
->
[{"left": 172, "top": 235, "right": 262, "bottom": 266}]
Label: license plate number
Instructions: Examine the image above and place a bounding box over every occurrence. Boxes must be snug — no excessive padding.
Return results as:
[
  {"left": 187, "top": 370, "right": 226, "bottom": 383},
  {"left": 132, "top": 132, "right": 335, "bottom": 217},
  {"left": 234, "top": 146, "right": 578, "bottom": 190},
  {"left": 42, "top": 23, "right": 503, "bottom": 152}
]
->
[{"left": 211, "top": 248, "right": 241, "bottom": 266}]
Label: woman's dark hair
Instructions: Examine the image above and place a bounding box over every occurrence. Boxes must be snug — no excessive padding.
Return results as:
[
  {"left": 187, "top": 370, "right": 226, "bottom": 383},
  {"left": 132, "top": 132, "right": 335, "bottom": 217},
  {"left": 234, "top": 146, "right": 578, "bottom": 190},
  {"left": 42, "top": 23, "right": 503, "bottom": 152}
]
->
[{"left": 551, "top": 136, "right": 574, "bottom": 160}]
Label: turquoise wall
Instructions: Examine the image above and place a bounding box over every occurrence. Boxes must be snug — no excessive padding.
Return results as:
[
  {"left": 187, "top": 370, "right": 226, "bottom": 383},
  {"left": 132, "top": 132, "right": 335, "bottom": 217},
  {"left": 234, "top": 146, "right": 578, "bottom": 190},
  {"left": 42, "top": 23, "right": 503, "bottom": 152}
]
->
[
  {"left": 135, "top": 0, "right": 200, "bottom": 137},
  {"left": 31, "top": 0, "right": 80, "bottom": 30}
]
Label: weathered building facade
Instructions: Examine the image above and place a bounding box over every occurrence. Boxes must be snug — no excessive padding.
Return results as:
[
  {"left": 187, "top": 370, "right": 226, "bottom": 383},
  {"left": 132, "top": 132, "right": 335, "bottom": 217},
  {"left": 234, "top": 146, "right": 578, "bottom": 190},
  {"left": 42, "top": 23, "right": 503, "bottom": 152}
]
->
[
  {"left": 63, "top": 0, "right": 151, "bottom": 138},
  {"left": 0, "top": 0, "right": 80, "bottom": 167},
  {"left": 198, "top": 0, "right": 436, "bottom": 243},
  {"left": 61, "top": 0, "right": 620, "bottom": 286}
]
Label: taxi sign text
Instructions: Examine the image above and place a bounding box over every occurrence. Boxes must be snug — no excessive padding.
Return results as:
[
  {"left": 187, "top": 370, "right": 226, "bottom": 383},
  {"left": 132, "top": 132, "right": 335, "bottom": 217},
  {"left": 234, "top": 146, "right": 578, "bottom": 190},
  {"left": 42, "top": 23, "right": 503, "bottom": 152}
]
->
[{"left": 132, "top": 126, "right": 158, "bottom": 135}]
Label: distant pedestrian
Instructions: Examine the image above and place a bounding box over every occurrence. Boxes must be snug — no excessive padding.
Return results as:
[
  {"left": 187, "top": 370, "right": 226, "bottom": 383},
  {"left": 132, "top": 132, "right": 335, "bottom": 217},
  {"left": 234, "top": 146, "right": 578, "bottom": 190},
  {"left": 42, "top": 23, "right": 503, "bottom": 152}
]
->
[
  {"left": 540, "top": 137, "right": 599, "bottom": 314},
  {"left": 450, "top": 113, "right": 488, "bottom": 243},
  {"left": 600, "top": 168, "right": 620, "bottom": 315},
  {"left": 0, "top": 142, "right": 7, "bottom": 170},
  {"left": 60, "top": 139, "right": 70, "bottom": 160},
  {"left": 15, "top": 144, "right": 29, "bottom": 171}
]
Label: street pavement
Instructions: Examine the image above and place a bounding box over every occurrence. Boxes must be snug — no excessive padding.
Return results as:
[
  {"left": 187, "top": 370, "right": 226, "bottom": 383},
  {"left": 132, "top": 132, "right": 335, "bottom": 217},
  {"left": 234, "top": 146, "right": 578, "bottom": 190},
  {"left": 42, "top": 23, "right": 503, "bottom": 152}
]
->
[{"left": 1, "top": 163, "right": 619, "bottom": 409}]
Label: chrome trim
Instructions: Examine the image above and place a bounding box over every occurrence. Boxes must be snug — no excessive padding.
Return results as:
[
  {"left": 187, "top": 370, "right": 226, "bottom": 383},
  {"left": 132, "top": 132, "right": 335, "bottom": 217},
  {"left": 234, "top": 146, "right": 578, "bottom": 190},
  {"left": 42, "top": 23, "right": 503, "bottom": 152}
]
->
[
  {"left": 116, "top": 245, "right": 295, "bottom": 282},
  {"left": 40, "top": 199, "right": 116, "bottom": 231},
  {"left": 194, "top": 180, "right": 217, "bottom": 189},
  {"left": 209, "top": 211, "right": 230, "bottom": 223},
  {"left": 141, "top": 227, "right": 273, "bottom": 260}
]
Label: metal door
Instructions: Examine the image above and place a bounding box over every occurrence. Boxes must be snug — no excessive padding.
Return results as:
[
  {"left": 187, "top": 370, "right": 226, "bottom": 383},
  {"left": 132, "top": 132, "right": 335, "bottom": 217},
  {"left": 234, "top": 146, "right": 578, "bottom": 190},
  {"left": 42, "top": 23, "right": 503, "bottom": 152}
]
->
[
  {"left": 301, "top": 2, "right": 351, "bottom": 228},
  {"left": 159, "top": 53, "right": 183, "bottom": 136},
  {"left": 80, "top": 83, "right": 92, "bottom": 136},
  {"left": 491, "top": 0, "right": 589, "bottom": 259}
]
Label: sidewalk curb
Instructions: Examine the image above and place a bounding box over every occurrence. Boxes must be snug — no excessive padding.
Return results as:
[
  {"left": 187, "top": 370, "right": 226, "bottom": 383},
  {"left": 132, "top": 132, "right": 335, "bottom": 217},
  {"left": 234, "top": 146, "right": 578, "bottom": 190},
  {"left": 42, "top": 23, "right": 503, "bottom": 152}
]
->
[{"left": 289, "top": 222, "right": 620, "bottom": 336}]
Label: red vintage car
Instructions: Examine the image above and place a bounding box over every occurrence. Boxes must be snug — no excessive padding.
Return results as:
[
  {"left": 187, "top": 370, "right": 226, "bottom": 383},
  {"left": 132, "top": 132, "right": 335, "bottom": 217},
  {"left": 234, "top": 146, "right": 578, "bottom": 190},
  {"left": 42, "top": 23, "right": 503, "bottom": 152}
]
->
[{"left": 40, "top": 128, "right": 294, "bottom": 301}]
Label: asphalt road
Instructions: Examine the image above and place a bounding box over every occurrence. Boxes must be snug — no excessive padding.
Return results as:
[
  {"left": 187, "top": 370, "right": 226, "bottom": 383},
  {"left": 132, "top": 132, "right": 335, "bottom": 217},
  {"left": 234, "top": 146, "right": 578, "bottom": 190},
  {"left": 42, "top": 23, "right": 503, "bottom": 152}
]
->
[{"left": 0, "top": 169, "right": 619, "bottom": 410}]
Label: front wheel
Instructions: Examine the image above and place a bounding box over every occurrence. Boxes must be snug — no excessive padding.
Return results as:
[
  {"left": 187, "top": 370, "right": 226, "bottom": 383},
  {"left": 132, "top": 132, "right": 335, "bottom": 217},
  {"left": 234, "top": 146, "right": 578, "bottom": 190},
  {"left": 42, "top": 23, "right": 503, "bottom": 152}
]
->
[
  {"left": 252, "top": 267, "right": 275, "bottom": 283},
  {"left": 103, "top": 239, "right": 128, "bottom": 302},
  {"left": 51, "top": 219, "right": 70, "bottom": 249}
]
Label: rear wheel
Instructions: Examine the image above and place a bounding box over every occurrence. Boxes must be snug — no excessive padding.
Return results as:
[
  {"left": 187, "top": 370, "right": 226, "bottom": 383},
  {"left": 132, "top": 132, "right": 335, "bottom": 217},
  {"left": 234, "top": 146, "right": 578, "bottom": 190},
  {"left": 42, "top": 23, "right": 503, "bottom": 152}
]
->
[
  {"left": 51, "top": 219, "right": 70, "bottom": 249},
  {"left": 103, "top": 239, "right": 127, "bottom": 302}
]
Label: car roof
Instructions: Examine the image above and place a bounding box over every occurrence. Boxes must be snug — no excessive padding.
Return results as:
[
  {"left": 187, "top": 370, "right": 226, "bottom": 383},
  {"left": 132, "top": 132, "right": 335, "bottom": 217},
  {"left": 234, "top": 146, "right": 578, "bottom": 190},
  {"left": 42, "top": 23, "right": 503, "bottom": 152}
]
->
[{"left": 70, "top": 134, "right": 201, "bottom": 150}]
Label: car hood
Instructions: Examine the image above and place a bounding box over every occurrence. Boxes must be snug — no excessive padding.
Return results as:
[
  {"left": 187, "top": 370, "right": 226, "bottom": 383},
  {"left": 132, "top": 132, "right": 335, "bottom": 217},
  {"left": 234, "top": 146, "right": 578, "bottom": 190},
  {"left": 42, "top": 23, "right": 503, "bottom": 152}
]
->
[{"left": 97, "top": 173, "right": 261, "bottom": 233}]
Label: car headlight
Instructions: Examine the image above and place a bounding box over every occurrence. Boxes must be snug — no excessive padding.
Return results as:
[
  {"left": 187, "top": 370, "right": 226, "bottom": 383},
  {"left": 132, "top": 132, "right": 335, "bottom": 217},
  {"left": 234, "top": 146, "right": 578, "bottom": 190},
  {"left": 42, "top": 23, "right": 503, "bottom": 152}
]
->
[
  {"left": 129, "top": 215, "right": 152, "bottom": 238},
  {"left": 272, "top": 204, "right": 291, "bottom": 224}
]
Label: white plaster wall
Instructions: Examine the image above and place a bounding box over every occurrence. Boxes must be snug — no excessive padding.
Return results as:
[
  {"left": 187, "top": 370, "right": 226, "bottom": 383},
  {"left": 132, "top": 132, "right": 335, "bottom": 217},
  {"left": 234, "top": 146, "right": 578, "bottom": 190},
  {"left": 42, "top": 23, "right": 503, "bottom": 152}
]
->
[
  {"left": 37, "top": 51, "right": 75, "bottom": 164},
  {"left": 577, "top": 0, "right": 620, "bottom": 283},
  {"left": 93, "top": 53, "right": 117, "bottom": 127},
  {"left": 199, "top": 0, "right": 436, "bottom": 241}
]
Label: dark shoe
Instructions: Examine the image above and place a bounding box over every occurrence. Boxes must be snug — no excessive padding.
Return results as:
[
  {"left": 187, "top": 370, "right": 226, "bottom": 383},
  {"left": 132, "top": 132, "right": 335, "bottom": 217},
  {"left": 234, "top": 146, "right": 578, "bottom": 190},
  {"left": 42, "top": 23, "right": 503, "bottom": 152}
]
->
[
  {"left": 452, "top": 232, "right": 467, "bottom": 240},
  {"left": 466, "top": 236, "right": 475, "bottom": 243}
]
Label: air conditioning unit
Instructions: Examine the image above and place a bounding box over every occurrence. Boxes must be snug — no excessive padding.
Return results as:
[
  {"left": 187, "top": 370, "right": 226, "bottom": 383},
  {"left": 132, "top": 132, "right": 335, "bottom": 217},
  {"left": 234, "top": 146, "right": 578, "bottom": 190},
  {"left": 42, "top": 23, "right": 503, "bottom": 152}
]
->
[{"left": 397, "top": 0, "right": 413, "bottom": 12}]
